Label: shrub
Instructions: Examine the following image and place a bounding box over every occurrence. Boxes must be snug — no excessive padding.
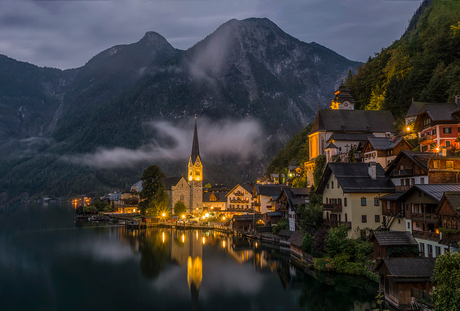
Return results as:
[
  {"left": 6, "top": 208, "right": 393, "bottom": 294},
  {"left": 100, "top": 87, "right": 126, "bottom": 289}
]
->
[
  {"left": 273, "top": 218, "right": 289, "bottom": 234},
  {"left": 302, "top": 232, "right": 314, "bottom": 254}
]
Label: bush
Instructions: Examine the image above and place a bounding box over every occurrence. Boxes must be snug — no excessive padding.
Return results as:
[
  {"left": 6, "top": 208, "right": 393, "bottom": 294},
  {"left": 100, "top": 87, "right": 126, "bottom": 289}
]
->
[
  {"left": 302, "top": 232, "right": 314, "bottom": 254},
  {"left": 325, "top": 225, "right": 349, "bottom": 257},
  {"left": 273, "top": 218, "right": 289, "bottom": 234}
]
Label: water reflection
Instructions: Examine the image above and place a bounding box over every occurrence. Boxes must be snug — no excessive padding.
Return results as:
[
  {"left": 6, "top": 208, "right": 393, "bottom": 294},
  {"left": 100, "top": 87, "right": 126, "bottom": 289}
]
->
[{"left": 0, "top": 203, "right": 378, "bottom": 311}]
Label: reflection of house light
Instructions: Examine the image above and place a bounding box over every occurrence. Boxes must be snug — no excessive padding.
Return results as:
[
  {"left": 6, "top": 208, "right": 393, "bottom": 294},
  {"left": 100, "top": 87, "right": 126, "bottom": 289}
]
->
[
  {"left": 182, "top": 234, "right": 185, "bottom": 243},
  {"left": 196, "top": 231, "right": 198, "bottom": 239},
  {"left": 255, "top": 242, "right": 258, "bottom": 248},
  {"left": 162, "top": 232, "right": 165, "bottom": 243},
  {"left": 202, "top": 237, "right": 206, "bottom": 244},
  {"left": 222, "top": 240, "right": 226, "bottom": 248}
]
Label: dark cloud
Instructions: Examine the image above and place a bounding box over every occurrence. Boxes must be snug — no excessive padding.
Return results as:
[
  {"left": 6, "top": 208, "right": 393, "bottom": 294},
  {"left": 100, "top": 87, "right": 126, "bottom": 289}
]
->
[{"left": 0, "top": 0, "right": 422, "bottom": 69}]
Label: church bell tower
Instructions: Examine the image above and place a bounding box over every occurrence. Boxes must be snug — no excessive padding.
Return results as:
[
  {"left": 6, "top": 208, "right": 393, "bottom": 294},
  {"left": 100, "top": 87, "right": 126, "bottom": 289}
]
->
[{"left": 188, "top": 117, "right": 203, "bottom": 214}]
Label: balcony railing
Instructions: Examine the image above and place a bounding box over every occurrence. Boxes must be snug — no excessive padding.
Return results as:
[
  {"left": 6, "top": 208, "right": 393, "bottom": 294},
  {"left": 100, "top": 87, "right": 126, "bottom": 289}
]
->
[
  {"left": 412, "top": 230, "right": 440, "bottom": 241},
  {"left": 411, "top": 213, "right": 438, "bottom": 224},
  {"left": 234, "top": 191, "right": 245, "bottom": 196},
  {"left": 392, "top": 169, "right": 413, "bottom": 177},
  {"left": 230, "top": 199, "right": 249, "bottom": 203},
  {"left": 323, "top": 203, "right": 342, "bottom": 213},
  {"left": 324, "top": 219, "right": 352, "bottom": 229},
  {"left": 418, "top": 135, "right": 434, "bottom": 144}
]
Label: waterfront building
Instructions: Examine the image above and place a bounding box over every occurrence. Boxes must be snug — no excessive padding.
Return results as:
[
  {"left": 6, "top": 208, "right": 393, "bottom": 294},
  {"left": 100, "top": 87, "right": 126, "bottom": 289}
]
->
[
  {"left": 275, "top": 187, "right": 309, "bottom": 232},
  {"left": 361, "top": 136, "right": 412, "bottom": 169},
  {"left": 202, "top": 191, "right": 227, "bottom": 212},
  {"left": 371, "top": 231, "right": 419, "bottom": 260},
  {"left": 317, "top": 162, "right": 395, "bottom": 238},
  {"left": 225, "top": 184, "right": 254, "bottom": 214},
  {"left": 436, "top": 191, "right": 460, "bottom": 251},
  {"left": 253, "top": 184, "right": 287, "bottom": 214}
]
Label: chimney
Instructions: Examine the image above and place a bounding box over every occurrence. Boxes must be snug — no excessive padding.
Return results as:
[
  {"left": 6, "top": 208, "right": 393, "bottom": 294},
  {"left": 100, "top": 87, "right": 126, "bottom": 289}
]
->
[
  {"left": 456, "top": 95, "right": 460, "bottom": 106},
  {"left": 368, "top": 162, "right": 377, "bottom": 180}
]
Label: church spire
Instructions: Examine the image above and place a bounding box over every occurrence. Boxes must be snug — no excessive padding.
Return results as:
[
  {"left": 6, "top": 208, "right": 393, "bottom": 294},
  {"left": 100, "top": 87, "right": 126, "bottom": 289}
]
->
[{"left": 191, "top": 116, "right": 200, "bottom": 164}]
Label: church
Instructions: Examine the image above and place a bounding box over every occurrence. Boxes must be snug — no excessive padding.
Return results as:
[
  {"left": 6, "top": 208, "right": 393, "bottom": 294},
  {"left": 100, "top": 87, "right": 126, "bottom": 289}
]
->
[{"left": 162, "top": 117, "right": 203, "bottom": 215}]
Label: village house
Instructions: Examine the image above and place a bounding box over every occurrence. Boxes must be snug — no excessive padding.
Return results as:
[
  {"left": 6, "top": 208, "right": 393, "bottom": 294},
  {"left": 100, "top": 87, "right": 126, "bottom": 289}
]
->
[
  {"left": 253, "top": 184, "right": 287, "bottom": 214},
  {"left": 385, "top": 150, "right": 460, "bottom": 192},
  {"left": 405, "top": 101, "right": 428, "bottom": 125},
  {"left": 232, "top": 214, "right": 263, "bottom": 233},
  {"left": 287, "top": 231, "right": 305, "bottom": 258},
  {"left": 376, "top": 257, "right": 436, "bottom": 309},
  {"left": 202, "top": 191, "right": 227, "bottom": 213},
  {"left": 305, "top": 84, "right": 397, "bottom": 183},
  {"left": 317, "top": 162, "right": 395, "bottom": 238},
  {"left": 413, "top": 96, "right": 460, "bottom": 152},
  {"left": 225, "top": 184, "right": 255, "bottom": 215},
  {"left": 371, "top": 231, "right": 419, "bottom": 260},
  {"left": 275, "top": 187, "right": 309, "bottom": 231},
  {"left": 361, "top": 136, "right": 412, "bottom": 169},
  {"left": 436, "top": 191, "right": 460, "bottom": 251},
  {"left": 396, "top": 184, "right": 460, "bottom": 257},
  {"left": 117, "top": 190, "right": 139, "bottom": 213}
]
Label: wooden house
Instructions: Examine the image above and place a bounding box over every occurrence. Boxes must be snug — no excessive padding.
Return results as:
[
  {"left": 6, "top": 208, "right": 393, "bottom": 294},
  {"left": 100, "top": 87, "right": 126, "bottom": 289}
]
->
[
  {"left": 225, "top": 184, "right": 255, "bottom": 214},
  {"left": 253, "top": 184, "right": 287, "bottom": 214},
  {"left": 275, "top": 187, "right": 309, "bottom": 232},
  {"left": 371, "top": 231, "right": 418, "bottom": 260},
  {"left": 287, "top": 231, "right": 305, "bottom": 258},
  {"left": 232, "top": 214, "right": 263, "bottom": 233},
  {"left": 376, "top": 258, "right": 436, "bottom": 309},
  {"left": 202, "top": 191, "right": 228, "bottom": 213},
  {"left": 385, "top": 150, "right": 460, "bottom": 192},
  {"left": 362, "top": 136, "right": 412, "bottom": 169},
  {"left": 436, "top": 191, "right": 460, "bottom": 250}
]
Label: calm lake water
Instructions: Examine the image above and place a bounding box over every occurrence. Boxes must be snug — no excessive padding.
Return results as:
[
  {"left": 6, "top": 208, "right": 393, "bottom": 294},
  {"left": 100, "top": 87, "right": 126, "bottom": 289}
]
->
[{"left": 0, "top": 203, "right": 379, "bottom": 311}]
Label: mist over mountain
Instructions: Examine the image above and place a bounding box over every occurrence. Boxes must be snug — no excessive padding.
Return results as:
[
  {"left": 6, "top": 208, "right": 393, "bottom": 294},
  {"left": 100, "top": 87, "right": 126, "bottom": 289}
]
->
[{"left": 0, "top": 18, "right": 359, "bottom": 201}]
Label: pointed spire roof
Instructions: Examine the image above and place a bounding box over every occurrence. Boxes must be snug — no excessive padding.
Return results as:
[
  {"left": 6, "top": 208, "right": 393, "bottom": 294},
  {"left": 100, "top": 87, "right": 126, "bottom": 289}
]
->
[{"left": 191, "top": 116, "right": 200, "bottom": 164}]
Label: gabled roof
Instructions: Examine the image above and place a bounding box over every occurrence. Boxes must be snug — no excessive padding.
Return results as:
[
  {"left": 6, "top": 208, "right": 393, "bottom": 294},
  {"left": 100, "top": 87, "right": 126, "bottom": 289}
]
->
[
  {"left": 327, "top": 132, "right": 375, "bottom": 142},
  {"left": 437, "top": 191, "right": 460, "bottom": 216},
  {"left": 310, "top": 109, "right": 396, "bottom": 135},
  {"left": 398, "top": 184, "right": 460, "bottom": 202},
  {"left": 405, "top": 101, "right": 428, "bottom": 118},
  {"left": 325, "top": 142, "right": 338, "bottom": 149},
  {"left": 225, "top": 184, "right": 254, "bottom": 197},
  {"left": 385, "top": 150, "right": 431, "bottom": 174},
  {"left": 366, "top": 137, "right": 404, "bottom": 151},
  {"left": 162, "top": 176, "right": 184, "bottom": 190},
  {"left": 203, "top": 191, "right": 228, "bottom": 203},
  {"left": 419, "top": 103, "right": 459, "bottom": 122},
  {"left": 255, "top": 184, "right": 287, "bottom": 197},
  {"left": 287, "top": 231, "right": 305, "bottom": 247},
  {"left": 278, "top": 230, "right": 295, "bottom": 237},
  {"left": 278, "top": 188, "right": 309, "bottom": 210},
  {"left": 131, "top": 180, "right": 143, "bottom": 192},
  {"left": 373, "top": 231, "right": 418, "bottom": 247},
  {"left": 317, "top": 163, "right": 395, "bottom": 194},
  {"left": 379, "top": 258, "right": 436, "bottom": 281},
  {"left": 232, "top": 214, "right": 263, "bottom": 222}
]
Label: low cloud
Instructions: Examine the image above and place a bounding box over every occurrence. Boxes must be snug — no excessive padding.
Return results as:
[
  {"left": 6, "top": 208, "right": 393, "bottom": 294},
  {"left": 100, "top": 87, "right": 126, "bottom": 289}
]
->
[{"left": 66, "top": 117, "right": 265, "bottom": 168}]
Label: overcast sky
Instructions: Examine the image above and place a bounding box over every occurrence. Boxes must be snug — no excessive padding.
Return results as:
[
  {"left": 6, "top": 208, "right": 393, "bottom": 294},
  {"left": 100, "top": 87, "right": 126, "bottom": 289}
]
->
[{"left": 0, "top": 0, "right": 422, "bottom": 70}]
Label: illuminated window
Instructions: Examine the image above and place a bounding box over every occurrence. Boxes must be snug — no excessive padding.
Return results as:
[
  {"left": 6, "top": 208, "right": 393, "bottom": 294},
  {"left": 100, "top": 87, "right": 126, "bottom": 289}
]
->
[
  {"left": 446, "top": 140, "right": 451, "bottom": 148},
  {"left": 447, "top": 161, "right": 453, "bottom": 169},
  {"left": 434, "top": 161, "right": 440, "bottom": 168}
]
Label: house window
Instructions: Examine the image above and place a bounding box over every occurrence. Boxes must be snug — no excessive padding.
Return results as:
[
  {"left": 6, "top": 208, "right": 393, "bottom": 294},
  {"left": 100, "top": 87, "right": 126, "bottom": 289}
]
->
[
  {"left": 435, "top": 246, "right": 441, "bottom": 257},
  {"left": 361, "top": 197, "right": 367, "bottom": 206},
  {"left": 331, "top": 181, "right": 334, "bottom": 189},
  {"left": 374, "top": 198, "right": 379, "bottom": 206},
  {"left": 362, "top": 215, "right": 367, "bottom": 223},
  {"left": 400, "top": 178, "right": 404, "bottom": 186},
  {"left": 375, "top": 215, "right": 380, "bottom": 223},
  {"left": 387, "top": 201, "right": 390, "bottom": 210},
  {"left": 447, "top": 161, "right": 453, "bottom": 169},
  {"left": 326, "top": 198, "right": 328, "bottom": 204},
  {"left": 326, "top": 183, "right": 329, "bottom": 189},
  {"left": 433, "top": 128, "right": 436, "bottom": 135},
  {"left": 443, "top": 127, "right": 452, "bottom": 134},
  {"left": 434, "top": 160, "right": 440, "bottom": 168},
  {"left": 420, "top": 243, "right": 425, "bottom": 256},
  {"left": 338, "top": 183, "right": 340, "bottom": 189},
  {"left": 446, "top": 140, "right": 451, "bottom": 148},
  {"left": 407, "top": 221, "right": 410, "bottom": 229},
  {"left": 427, "top": 244, "right": 433, "bottom": 258},
  {"left": 344, "top": 198, "right": 347, "bottom": 207},
  {"left": 421, "top": 178, "right": 425, "bottom": 184}
]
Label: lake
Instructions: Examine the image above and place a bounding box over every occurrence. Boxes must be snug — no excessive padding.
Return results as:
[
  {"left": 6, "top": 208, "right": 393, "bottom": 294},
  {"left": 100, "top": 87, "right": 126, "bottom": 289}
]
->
[{"left": 0, "top": 202, "right": 379, "bottom": 311}]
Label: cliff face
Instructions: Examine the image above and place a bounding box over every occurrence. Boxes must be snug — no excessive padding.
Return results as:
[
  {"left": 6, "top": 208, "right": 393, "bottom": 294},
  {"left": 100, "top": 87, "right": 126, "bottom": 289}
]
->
[{"left": 0, "top": 18, "right": 361, "bottom": 198}]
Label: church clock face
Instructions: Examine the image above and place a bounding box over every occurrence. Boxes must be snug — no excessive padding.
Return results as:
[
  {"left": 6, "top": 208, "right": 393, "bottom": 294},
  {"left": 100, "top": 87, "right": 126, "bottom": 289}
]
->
[{"left": 343, "top": 101, "right": 349, "bottom": 107}]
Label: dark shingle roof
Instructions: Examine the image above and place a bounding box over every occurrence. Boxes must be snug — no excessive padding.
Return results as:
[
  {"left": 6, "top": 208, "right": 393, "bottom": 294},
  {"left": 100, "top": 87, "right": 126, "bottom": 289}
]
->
[
  {"left": 382, "top": 258, "right": 436, "bottom": 280},
  {"left": 162, "top": 177, "right": 183, "bottom": 190},
  {"left": 278, "top": 229, "right": 295, "bottom": 237},
  {"left": 373, "top": 231, "right": 418, "bottom": 246},
  {"left": 325, "top": 142, "right": 338, "bottom": 149},
  {"left": 311, "top": 110, "right": 396, "bottom": 134},
  {"left": 380, "top": 192, "right": 405, "bottom": 201},
  {"left": 405, "top": 102, "right": 428, "bottom": 118},
  {"left": 202, "top": 191, "right": 228, "bottom": 203},
  {"left": 327, "top": 132, "right": 375, "bottom": 142},
  {"left": 399, "top": 184, "right": 460, "bottom": 202},
  {"left": 232, "top": 214, "right": 263, "bottom": 222},
  {"left": 367, "top": 137, "right": 403, "bottom": 150},
  {"left": 287, "top": 231, "right": 305, "bottom": 247},
  {"left": 318, "top": 163, "right": 395, "bottom": 194},
  {"left": 443, "top": 191, "right": 460, "bottom": 216},
  {"left": 420, "top": 103, "right": 459, "bottom": 121},
  {"left": 256, "top": 184, "right": 286, "bottom": 197},
  {"left": 291, "top": 188, "right": 310, "bottom": 196}
]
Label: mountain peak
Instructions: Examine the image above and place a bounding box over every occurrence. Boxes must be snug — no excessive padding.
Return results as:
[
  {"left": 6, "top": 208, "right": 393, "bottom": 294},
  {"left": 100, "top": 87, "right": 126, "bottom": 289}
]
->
[{"left": 139, "top": 31, "right": 171, "bottom": 47}]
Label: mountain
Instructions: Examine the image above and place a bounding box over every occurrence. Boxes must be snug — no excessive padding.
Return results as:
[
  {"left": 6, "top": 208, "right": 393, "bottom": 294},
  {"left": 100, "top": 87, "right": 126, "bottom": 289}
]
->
[
  {"left": 346, "top": 0, "right": 460, "bottom": 119},
  {"left": 0, "top": 18, "right": 360, "bottom": 201}
]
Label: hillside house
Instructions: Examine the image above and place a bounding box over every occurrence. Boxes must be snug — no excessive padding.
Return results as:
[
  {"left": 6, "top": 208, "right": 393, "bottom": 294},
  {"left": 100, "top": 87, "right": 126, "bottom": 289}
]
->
[
  {"left": 371, "top": 231, "right": 419, "bottom": 260},
  {"left": 202, "top": 191, "right": 228, "bottom": 212},
  {"left": 317, "top": 162, "right": 395, "bottom": 238},
  {"left": 275, "top": 187, "right": 309, "bottom": 231},
  {"left": 253, "top": 184, "right": 287, "bottom": 214},
  {"left": 362, "top": 137, "right": 412, "bottom": 169},
  {"left": 436, "top": 192, "right": 460, "bottom": 251},
  {"left": 225, "top": 184, "right": 255, "bottom": 214}
]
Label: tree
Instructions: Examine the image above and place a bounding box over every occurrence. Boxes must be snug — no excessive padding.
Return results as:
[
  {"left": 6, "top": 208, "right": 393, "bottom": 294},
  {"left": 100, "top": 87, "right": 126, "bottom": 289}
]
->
[
  {"left": 174, "top": 200, "right": 187, "bottom": 216},
  {"left": 313, "top": 155, "right": 326, "bottom": 187},
  {"left": 292, "top": 174, "right": 308, "bottom": 188},
  {"left": 273, "top": 218, "right": 289, "bottom": 234},
  {"left": 139, "top": 165, "right": 168, "bottom": 214},
  {"left": 431, "top": 247, "right": 460, "bottom": 310},
  {"left": 302, "top": 232, "right": 314, "bottom": 254},
  {"left": 325, "top": 225, "right": 349, "bottom": 257},
  {"left": 298, "top": 203, "right": 323, "bottom": 231}
]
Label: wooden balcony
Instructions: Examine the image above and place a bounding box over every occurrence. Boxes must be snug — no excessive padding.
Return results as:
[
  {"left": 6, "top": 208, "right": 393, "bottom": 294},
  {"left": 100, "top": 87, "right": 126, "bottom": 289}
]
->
[
  {"left": 395, "top": 185, "right": 411, "bottom": 191},
  {"left": 412, "top": 230, "right": 440, "bottom": 242},
  {"left": 323, "top": 203, "right": 342, "bottom": 212},
  {"left": 230, "top": 198, "right": 250, "bottom": 203},
  {"left": 411, "top": 213, "right": 438, "bottom": 224},
  {"left": 234, "top": 191, "right": 245, "bottom": 196},
  {"left": 324, "top": 219, "right": 351, "bottom": 229},
  {"left": 418, "top": 135, "right": 434, "bottom": 144}
]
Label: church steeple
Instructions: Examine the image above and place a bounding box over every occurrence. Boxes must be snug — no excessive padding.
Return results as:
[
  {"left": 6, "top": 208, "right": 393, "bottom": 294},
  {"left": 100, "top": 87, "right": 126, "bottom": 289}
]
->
[
  {"left": 191, "top": 116, "right": 200, "bottom": 164},
  {"left": 188, "top": 116, "right": 203, "bottom": 183}
]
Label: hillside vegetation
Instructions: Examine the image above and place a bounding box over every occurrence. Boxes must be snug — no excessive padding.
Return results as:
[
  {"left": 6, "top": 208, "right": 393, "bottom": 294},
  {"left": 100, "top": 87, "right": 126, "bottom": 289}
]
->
[{"left": 346, "top": 0, "right": 460, "bottom": 119}]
